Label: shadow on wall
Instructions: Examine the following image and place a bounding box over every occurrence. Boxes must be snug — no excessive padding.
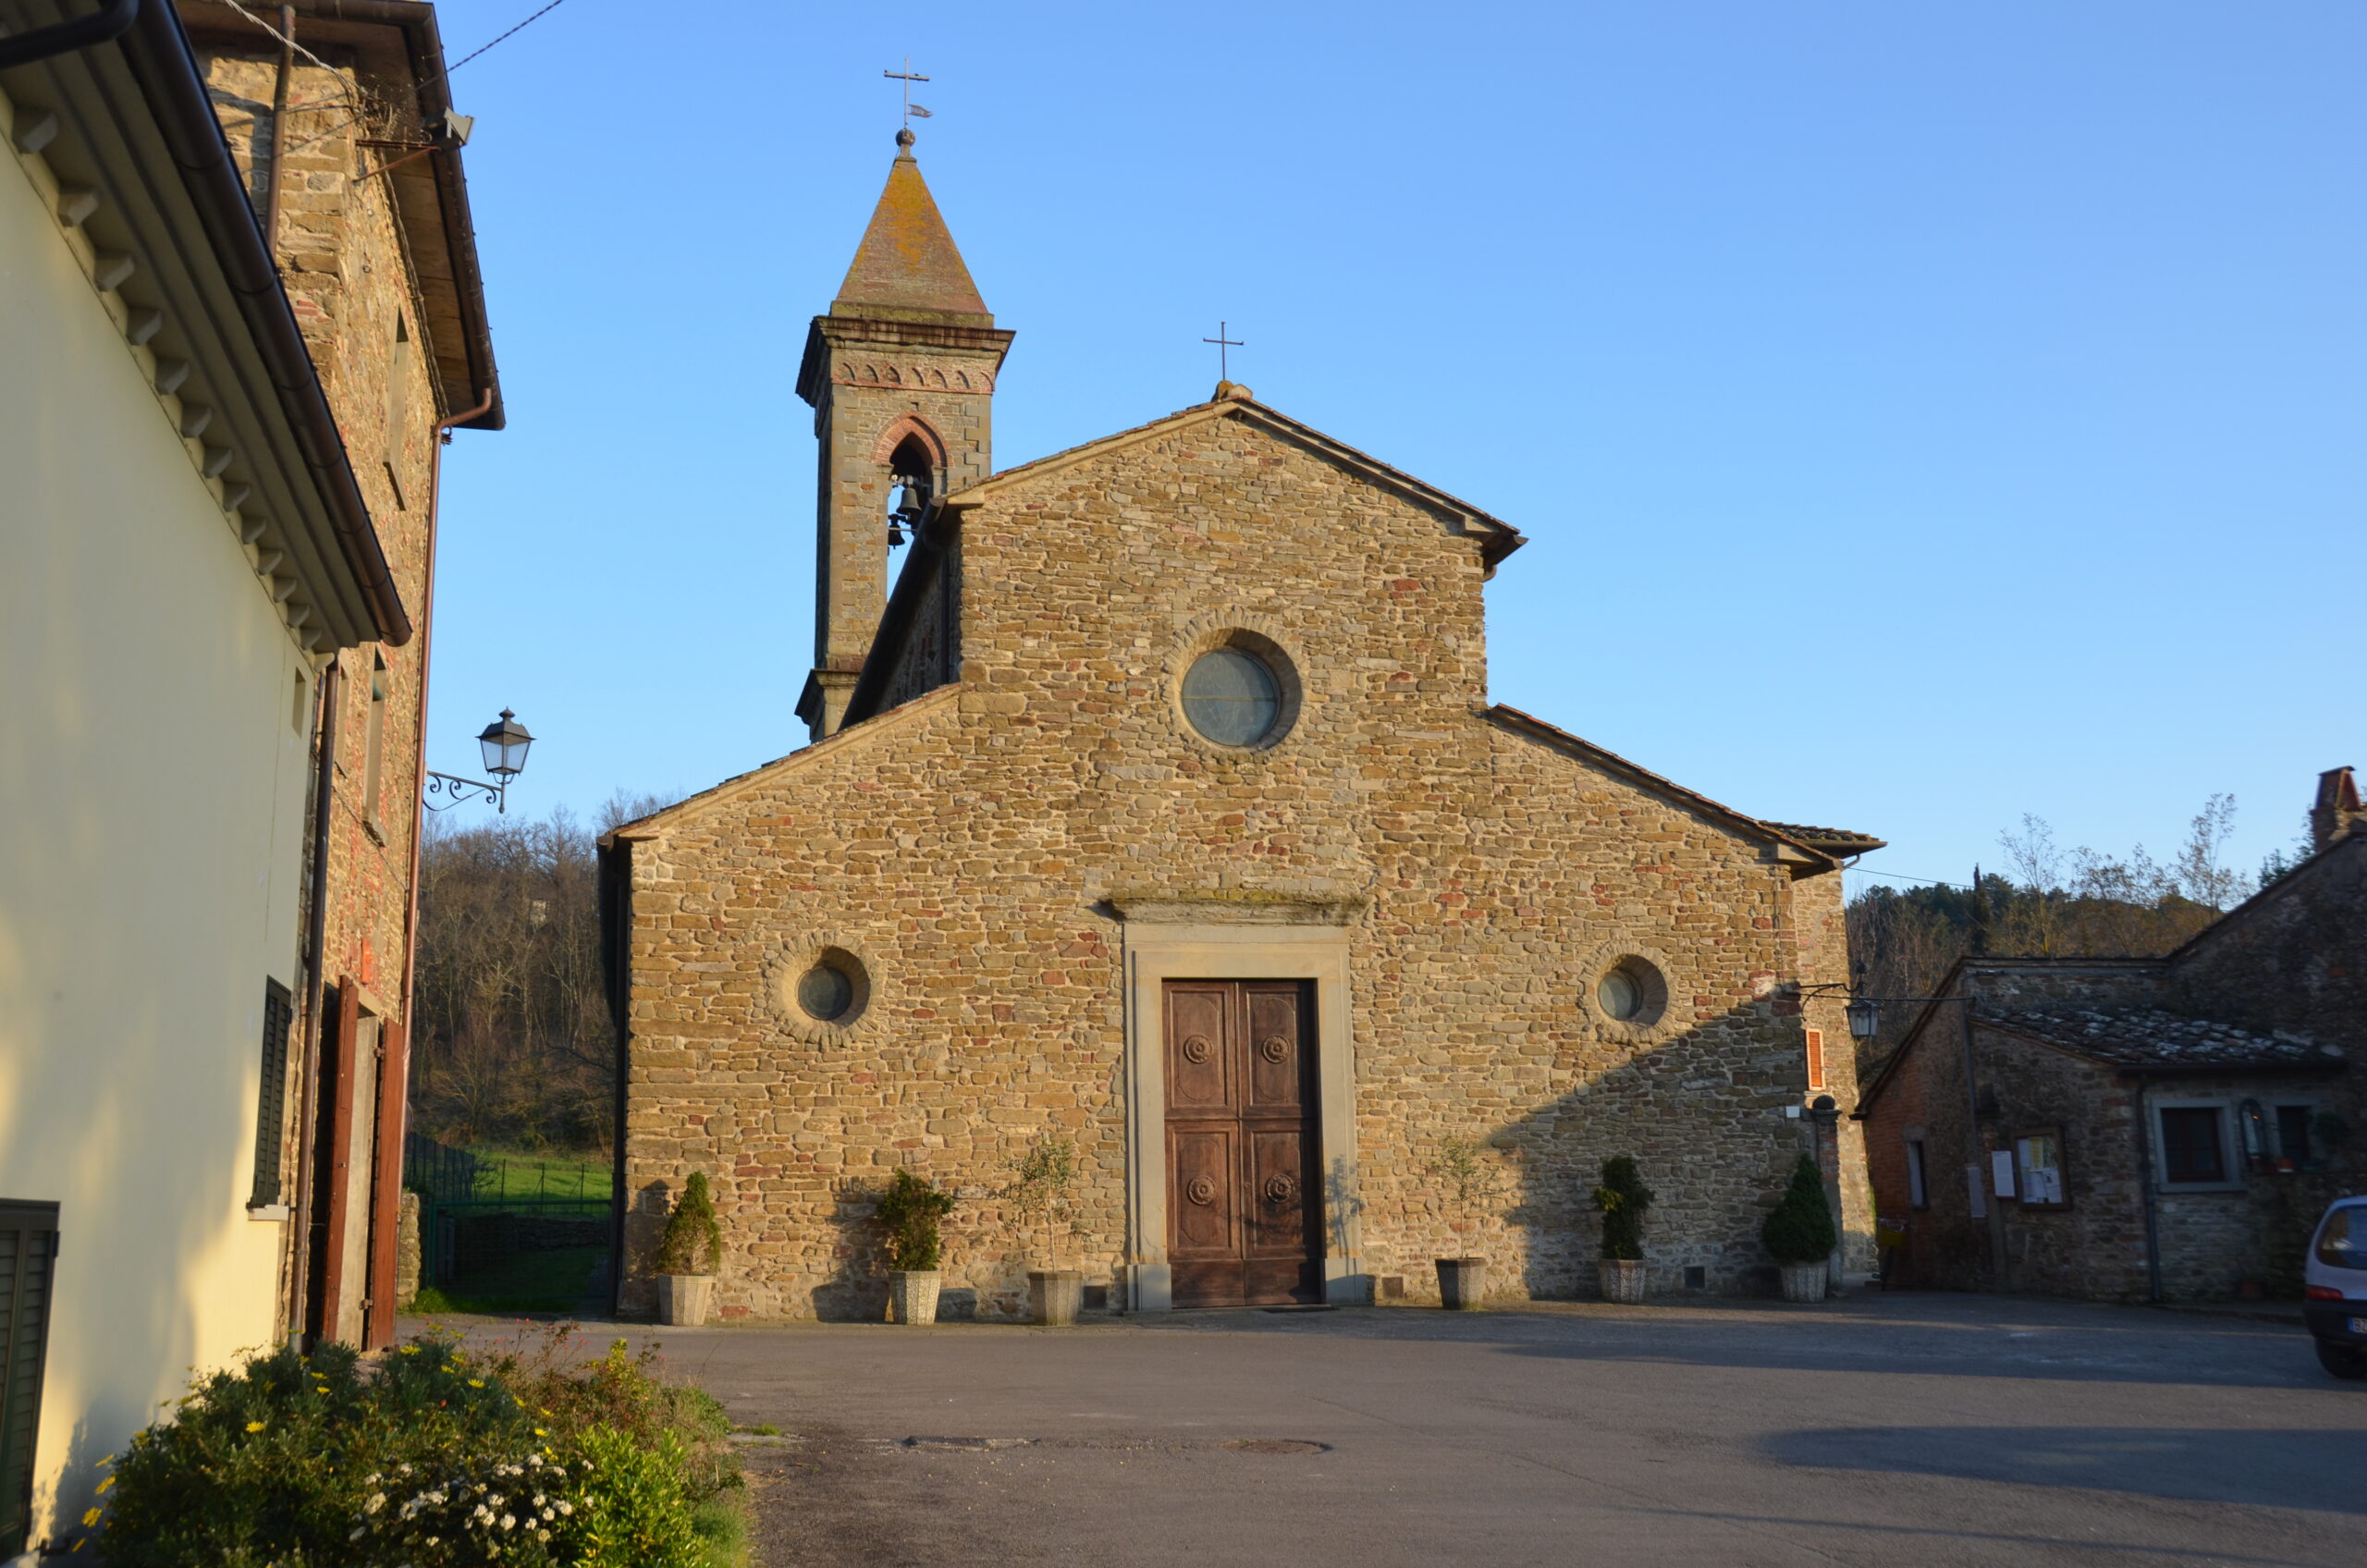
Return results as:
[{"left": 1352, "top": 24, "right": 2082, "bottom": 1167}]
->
[
  {"left": 1479, "top": 999, "right": 1825, "bottom": 1303},
  {"left": 1764, "top": 1426, "right": 2367, "bottom": 1514}
]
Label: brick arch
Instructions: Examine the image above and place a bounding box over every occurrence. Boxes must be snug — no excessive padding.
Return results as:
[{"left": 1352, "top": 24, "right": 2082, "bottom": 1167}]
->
[{"left": 870, "top": 414, "right": 947, "bottom": 469}]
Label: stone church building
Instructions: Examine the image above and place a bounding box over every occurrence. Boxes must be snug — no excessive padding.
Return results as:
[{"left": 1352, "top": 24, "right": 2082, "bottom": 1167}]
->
[{"left": 601, "top": 130, "right": 1880, "bottom": 1318}]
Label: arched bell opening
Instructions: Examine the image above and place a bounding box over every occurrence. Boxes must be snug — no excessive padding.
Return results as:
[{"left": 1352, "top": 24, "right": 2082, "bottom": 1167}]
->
[{"left": 884, "top": 432, "right": 938, "bottom": 551}]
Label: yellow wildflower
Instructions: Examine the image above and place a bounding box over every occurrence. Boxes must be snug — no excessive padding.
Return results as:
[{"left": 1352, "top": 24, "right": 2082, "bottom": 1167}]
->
[{"left": 247, "top": 1421, "right": 266, "bottom": 1433}]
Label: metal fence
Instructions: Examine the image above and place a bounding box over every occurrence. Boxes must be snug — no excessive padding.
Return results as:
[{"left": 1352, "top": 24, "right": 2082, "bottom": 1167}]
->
[{"left": 403, "top": 1135, "right": 613, "bottom": 1299}]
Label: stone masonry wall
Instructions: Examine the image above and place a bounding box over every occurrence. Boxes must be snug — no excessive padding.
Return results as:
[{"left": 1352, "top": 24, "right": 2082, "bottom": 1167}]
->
[
  {"left": 2173, "top": 835, "right": 2367, "bottom": 1054},
  {"left": 616, "top": 410, "right": 1865, "bottom": 1319}
]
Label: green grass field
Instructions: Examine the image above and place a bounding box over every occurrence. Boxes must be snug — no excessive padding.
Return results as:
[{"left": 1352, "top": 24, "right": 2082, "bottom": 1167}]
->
[{"left": 465, "top": 1145, "right": 608, "bottom": 1201}]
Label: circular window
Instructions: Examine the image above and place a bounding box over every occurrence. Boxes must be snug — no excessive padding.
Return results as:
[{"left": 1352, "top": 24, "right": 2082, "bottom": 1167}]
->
[
  {"left": 798, "top": 962, "right": 855, "bottom": 1022},
  {"left": 1595, "top": 957, "right": 1667, "bottom": 1027},
  {"left": 780, "top": 945, "right": 869, "bottom": 1030},
  {"left": 1182, "top": 645, "right": 1284, "bottom": 746}
]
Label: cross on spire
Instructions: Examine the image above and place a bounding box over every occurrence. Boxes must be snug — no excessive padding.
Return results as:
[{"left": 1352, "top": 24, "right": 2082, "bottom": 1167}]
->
[
  {"left": 883, "top": 57, "right": 933, "bottom": 131},
  {"left": 1202, "top": 320, "right": 1245, "bottom": 382}
]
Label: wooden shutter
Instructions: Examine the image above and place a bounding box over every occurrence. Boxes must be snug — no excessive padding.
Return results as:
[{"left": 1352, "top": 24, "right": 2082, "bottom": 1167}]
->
[
  {"left": 0, "top": 1202, "right": 60, "bottom": 1559},
  {"left": 1804, "top": 1028, "right": 1826, "bottom": 1091},
  {"left": 251, "top": 980, "right": 295, "bottom": 1207},
  {"left": 365, "top": 1022, "right": 410, "bottom": 1349}
]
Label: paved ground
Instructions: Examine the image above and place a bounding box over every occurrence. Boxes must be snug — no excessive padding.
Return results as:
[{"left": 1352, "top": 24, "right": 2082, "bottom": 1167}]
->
[{"left": 413, "top": 1293, "right": 2366, "bottom": 1567}]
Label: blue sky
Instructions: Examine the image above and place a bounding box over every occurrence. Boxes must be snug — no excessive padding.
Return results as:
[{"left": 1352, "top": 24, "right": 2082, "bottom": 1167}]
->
[{"left": 420, "top": 0, "right": 2363, "bottom": 896}]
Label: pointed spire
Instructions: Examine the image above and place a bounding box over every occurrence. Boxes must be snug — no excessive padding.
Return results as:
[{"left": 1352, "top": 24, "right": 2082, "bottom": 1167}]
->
[{"left": 830, "top": 130, "right": 992, "bottom": 325}]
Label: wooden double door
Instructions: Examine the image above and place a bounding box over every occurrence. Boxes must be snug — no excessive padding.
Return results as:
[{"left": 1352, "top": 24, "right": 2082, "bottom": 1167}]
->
[{"left": 1164, "top": 980, "right": 1322, "bottom": 1308}]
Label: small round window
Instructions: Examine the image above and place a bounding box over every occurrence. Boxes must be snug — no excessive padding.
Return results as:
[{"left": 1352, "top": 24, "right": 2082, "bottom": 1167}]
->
[
  {"left": 791, "top": 948, "right": 868, "bottom": 1026},
  {"left": 799, "top": 963, "right": 853, "bottom": 1022},
  {"left": 1595, "top": 957, "right": 1668, "bottom": 1027},
  {"left": 1182, "top": 646, "right": 1283, "bottom": 746}
]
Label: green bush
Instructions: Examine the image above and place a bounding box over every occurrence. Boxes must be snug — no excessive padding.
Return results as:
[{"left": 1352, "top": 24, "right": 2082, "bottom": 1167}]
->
[
  {"left": 97, "top": 1329, "right": 742, "bottom": 1567},
  {"left": 1761, "top": 1153, "right": 1838, "bottom": 1265},
  {"left": 1591, "top": 1156, "right": 1654, "bottom": 1261},
  {"left": 875, "top": 1168, "right": 957, "bottom": 1271},
  {"left": 655, "top": 1171, "right": 724, "bottom": 1275}
]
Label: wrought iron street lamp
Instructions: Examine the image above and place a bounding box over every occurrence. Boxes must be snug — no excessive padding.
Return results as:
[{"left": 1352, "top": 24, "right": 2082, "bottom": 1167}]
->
[{"left": 425, "top": 708, "right": 534, "bottom": 814}]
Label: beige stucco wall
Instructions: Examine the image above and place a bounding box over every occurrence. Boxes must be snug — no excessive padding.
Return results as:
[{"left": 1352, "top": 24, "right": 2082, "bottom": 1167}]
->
[{"left": 0, "top": 96, "right": 313, "bottom": 1547}]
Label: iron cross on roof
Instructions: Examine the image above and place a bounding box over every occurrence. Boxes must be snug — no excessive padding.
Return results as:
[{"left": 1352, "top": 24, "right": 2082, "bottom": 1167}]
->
[
  {"left": 1203, "top": 321, "right": 1245, "bottom": 381},
  {"left": 883, "top": 58, "right": 933, "bottom": 129}
]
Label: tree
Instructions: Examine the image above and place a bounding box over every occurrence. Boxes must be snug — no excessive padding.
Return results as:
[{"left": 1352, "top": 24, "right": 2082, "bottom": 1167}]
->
[
  {"left": 654, "top": 1171, "right": 723, "bottom": 1275},
  {"left": 1005, "top": 1135, "right": 1078, "bottom": 1271},
  {"left": 411, "top": 791, "right": 678, "bottom": 1155},
  {"left": 1591, "top": 1157, "right": 1654, "bottom": 1261},
  {"left": 1762, "top": 1155, "right": 1837, "bottom": 1266},
  {"left": 1847, "top": 792, "right": 2250, "bottom": 1071}
]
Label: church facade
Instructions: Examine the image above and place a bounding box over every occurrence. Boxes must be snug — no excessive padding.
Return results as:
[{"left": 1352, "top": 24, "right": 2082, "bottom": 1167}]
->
[{"left": 601, "top": 132, "right": 1879, "bottom": 1319}]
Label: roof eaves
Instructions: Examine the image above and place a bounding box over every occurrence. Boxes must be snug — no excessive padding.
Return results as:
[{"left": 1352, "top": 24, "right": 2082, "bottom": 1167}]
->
[
  {"left": 943, "top": 396, "right": 1526, "bottom": 564},
  {"left": 1483, "top": 704, "right": 1837, "bottom": 868},
  {"left": 599, "top": 683, "right": 963, "bottom": 846}
]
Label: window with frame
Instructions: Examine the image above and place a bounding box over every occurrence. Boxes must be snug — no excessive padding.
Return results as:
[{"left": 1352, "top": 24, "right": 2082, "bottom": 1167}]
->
[
  {"left": 1904, "top": 1137, "right": 1930, "bottom": 1210},
  {"left": 1804, "top": 1028, "right": 1826, "bottom": 1092},
  {"left": 2158, "top": 1105, "right": 2230, "bottom": 1186},
  {"left": 362, "top": 655, "right": 388, "bottom": 831},
  {"left": 0, "top": 1200, "right": 60, "bottom": 1559},
  {"left": 2013, "top": 1129, "right": 2067, "bottom": 1207},
  {"left": 2274, "top": 1104, "right": 2321, "bottom": 1170},
  {"left": 383, "top": 312, "right": 411, "bottom": 508}
]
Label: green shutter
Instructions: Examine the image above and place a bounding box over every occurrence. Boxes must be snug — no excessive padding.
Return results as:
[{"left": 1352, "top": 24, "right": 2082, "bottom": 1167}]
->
[
  {"left": 251, "top": 980, "right": 295, "bottom": 1207},
  {"left": 0, "top": 1201, "right": 60, "bottom": 1558}
]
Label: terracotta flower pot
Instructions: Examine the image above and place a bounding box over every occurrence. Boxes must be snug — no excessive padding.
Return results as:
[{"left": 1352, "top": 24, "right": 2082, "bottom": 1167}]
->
[
  {"left": 1029, "top": 1269, "right": 1085, "bottom": 1326},
  {"left": 1778, "top": 1261, "right": 1827, "bottom": 1304},
  {"left": 656, "top": 1273, "right": 715, "bottom": 1326},
  {"left": 1435, "top": 1256, "right": 1488, "bottom": 1310},
  {"left": 1600, "top": 1258, "right": 1647, "bottom": 1305},
  {"left": 889, "top": 1268, "right": 942, "bottom": 1325}
]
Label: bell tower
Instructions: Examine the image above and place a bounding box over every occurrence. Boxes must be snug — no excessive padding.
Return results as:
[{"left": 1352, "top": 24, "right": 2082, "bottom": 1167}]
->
[{"left": 794, "top": 129, "right": 1012, "bottom": 741}]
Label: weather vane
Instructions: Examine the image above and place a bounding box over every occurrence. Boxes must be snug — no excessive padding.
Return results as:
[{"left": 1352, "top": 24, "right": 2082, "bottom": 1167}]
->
[
  {"left": 883, "top": 57, "right": 933, "bottom": 130},
  {"left": 1203, "top": 321, "right": 1245, "bottom": 381}
]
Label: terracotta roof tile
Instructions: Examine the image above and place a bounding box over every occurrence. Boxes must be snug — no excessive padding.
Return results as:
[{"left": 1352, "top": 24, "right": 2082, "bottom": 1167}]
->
[{"left": 1761, "top": 821, "right": 1886, "bottom": 855}]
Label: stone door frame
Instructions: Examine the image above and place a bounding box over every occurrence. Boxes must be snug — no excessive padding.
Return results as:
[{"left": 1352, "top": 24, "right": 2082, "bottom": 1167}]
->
[{"left": 1110, "top": 900, "right": 1363, "bottom": 1311}]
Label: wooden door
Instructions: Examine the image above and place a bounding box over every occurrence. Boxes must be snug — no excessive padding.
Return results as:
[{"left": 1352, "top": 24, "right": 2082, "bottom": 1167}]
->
[{"left": 1164, "top": 980, "right": 1320, "bottom": 1307}]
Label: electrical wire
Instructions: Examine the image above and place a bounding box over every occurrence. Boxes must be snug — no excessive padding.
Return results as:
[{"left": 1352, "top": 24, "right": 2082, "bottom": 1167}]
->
[
  {"left": 444, "top": 0, "right": 574, "bottom": 76},
  {"left": 1846, "top": 867, "right": 1974, "bottom": 891}
]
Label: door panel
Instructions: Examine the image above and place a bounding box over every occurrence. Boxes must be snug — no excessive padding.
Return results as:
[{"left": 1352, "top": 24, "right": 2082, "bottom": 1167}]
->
[
  {"left": 1245, "top": 986, "right": 1302, "bottom": 1111},
  {"left": 1164, "top": 980, "right": 1320, "bottom": 1308},
  {"left": 1168, "top": 1129, "right": 1237, "bottom": 1256},
  {"left": 1165, "top": 985, "right": 1232, "bottom": 1113}
]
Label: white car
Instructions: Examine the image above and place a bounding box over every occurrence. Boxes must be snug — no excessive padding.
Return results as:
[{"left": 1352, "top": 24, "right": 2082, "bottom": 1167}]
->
[{"left": 2305, "top": 1195, "right": 2367, "bottom": 1379}]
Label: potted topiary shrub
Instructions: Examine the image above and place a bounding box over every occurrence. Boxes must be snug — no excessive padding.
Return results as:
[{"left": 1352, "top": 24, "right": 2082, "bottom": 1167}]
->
[
  {"left": 654, "top": 1170, "right": 723, "bottom": 1326},
  {"left": 1008, "top": 1134, "right": 1083, "bottom": 1326},
  {"left": 1425, "top": 1134, "right": 1507, "bottom": 1310},
  {"left": 1591, "top": 1156, "right": 1654, "bottom": 1305},
  {"left": 877, "top": 1168, "right": 958, "bottom": 1325},
  {"left": 1763, "top": 1152, "right": 1838, "bottom": 1303}
]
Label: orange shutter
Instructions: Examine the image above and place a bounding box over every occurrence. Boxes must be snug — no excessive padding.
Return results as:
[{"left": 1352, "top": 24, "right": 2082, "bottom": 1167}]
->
[{"left": 1805, "top": 1028, "right": 1826, "bottom": 1091}]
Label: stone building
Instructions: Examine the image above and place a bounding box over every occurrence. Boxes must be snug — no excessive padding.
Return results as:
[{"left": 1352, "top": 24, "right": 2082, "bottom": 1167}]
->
[
  {"left": 1858, "top": 766, "right": 2363, "bottom": 1302},
  {"left": 602, "top": 131, "right": 1881, "bottom": 1320}
]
